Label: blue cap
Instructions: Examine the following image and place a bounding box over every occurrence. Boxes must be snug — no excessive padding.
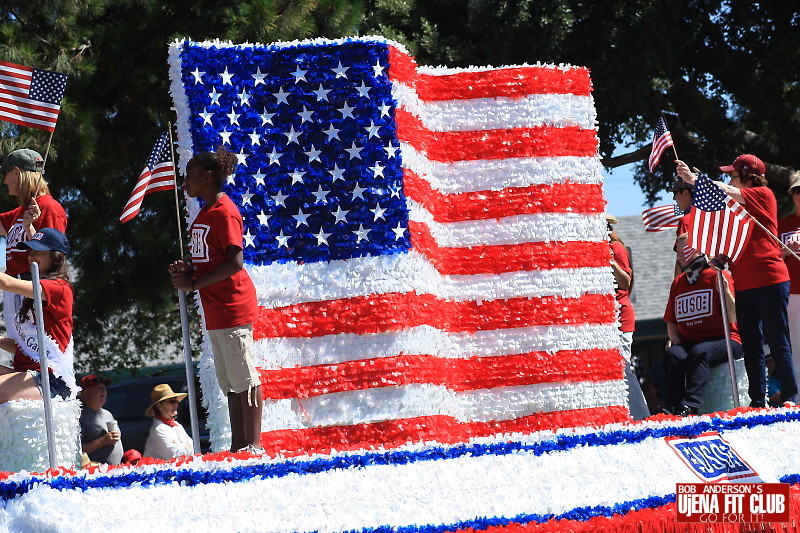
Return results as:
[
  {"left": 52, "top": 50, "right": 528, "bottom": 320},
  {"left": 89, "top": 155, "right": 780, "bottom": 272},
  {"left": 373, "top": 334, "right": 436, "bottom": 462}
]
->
[{"left": 16, "top": 228, "right": 70, "bottom": 254}]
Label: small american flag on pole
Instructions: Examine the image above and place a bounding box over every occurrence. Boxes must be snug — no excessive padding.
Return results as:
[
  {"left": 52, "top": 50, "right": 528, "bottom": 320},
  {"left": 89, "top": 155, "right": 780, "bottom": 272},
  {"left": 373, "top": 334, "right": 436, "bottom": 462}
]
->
[
  {"left": 648, "top": 116, "right": 674, "bottom": 172},
  {"left": 641, "top": 204, "right": 683, "bottom": 232},
  {"left": 0, "top": 60, "right": 67, "bottom": 133},
  {"left": 687, "top": 173, "right": 752, "bottom": 263},
  {"left": 120, "top": 131, "right": 176, "bottom": 223}
]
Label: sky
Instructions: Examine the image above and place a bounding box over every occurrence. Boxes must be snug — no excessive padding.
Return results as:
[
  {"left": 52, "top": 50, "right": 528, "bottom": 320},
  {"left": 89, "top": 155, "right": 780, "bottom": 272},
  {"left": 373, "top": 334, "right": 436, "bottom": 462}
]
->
[{"left": 602, "top": 166, "right": 670, "bottom": 217}]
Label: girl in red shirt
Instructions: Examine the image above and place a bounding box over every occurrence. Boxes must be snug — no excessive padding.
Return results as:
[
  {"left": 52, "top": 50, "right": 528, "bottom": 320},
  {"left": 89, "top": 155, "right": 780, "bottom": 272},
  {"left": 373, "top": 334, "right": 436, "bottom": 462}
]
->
[
  {"left": 0, "top": 228, "right": 74, "bottom": 402},
  {"left": 169, "top": 148, "right": 262, "bottom": 453}
]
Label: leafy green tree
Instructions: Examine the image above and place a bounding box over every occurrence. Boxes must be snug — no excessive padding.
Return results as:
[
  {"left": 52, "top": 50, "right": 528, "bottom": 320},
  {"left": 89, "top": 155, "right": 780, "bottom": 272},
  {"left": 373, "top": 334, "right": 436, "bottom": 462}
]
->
[
  {"left": 0, "top": 0, "right": 363, "bottom": 371},
  {"left": 362, "top": 0, "right": 800, "bottom": 207}
]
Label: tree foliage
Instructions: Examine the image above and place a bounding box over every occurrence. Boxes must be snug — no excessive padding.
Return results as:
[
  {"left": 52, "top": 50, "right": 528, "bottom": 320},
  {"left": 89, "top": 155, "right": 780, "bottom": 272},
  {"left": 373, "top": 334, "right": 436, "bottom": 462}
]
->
[
  {"left": 0, "top": 0, "right": 363, "bottom": 371},
  {"left": 362, "top": 0, "right": 800, "bottom": 206}
]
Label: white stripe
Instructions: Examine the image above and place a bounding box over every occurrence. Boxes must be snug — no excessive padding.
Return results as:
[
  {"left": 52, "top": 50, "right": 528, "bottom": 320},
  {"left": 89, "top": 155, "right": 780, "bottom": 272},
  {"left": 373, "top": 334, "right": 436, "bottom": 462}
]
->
[
  {"left": 400, "top": 144, "right": 603, "bottom": 193},
  {"left": 0, "top": 109, "right": 56, "bottom": 128},
  {"left": 392, "top": 82, "right": 596, "bottom": 131},
  {"left": 0, "top": 63, "right": 34, "bottom": 79},
  {"left": 0, "top": 82, "right": 30, "bottom": 96},
  {"left": 0, "top": 92, "right": 60, "bottom": 110},
  {"left": 263, "top": 380, "right": 627, "bottom": 430},
  {"left": 254, "top": 324, "right": 622, "bottom": 369},
  {"left": 409, "top": 202, "right": 608, "bottom": 246},
  {"left": 247, "top": 255, "right": 613, "bottom": 308}
]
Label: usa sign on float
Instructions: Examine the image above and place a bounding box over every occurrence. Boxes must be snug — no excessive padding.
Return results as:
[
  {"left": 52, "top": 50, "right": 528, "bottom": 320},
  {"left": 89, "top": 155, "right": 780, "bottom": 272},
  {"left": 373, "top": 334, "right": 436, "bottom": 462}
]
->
[{"left": 169, "top": 37, "right": 624, "bottom": 454}]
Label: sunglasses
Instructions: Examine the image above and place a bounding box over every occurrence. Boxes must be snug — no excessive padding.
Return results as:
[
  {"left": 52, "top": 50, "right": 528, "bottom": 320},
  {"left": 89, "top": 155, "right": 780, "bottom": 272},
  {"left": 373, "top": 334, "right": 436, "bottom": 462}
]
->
[{"left": 162, "top": 398, "right": 180, "bottom": 404}]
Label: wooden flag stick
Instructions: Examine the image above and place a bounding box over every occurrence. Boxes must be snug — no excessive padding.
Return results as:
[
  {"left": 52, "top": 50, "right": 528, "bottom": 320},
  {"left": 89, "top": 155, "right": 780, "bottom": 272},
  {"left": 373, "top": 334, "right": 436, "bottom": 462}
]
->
[{"left": 167, "top": 123, "right": 185, "bottom": 260}]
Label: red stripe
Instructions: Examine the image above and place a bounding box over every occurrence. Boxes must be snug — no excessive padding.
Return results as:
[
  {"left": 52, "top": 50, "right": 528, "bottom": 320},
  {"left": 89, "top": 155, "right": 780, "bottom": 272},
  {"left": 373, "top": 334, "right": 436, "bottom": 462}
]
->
[
  {"left": 254, "top": 292, "right": 616, "bottom": 339},
  {"left": 0, "top": 94, "right": 60, "bottom": 114},
  {"left": 259, "top": 407, "right": 629, "bottom": 458},
  {"left": 258, "top": 348, "right": 622, "bottom": 399},
  {"left": 405, "top": 170, "right": 604, "bottom": 222},
  {"left": 0, "top": 79, "right": 31, "bottom": 93},
  {"left": 0, "top": 60, "right": 33, "bottom": 75},
  {"left": 395, "top": 108, "right": 597, "bottom": 162},
  {"left": 0, "top": 113, "right": 55, "bottom": 132},
  {"left": 387, "top": 46, "right": 592, "bottom": 100},
  {"left": 409, "top": 221, "right": 612, "bottom": 275}
]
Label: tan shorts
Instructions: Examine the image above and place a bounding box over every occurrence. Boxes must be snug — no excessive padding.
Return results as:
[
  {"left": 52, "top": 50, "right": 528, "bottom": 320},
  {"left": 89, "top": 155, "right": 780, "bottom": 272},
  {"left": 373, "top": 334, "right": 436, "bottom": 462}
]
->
[{"left": 207, "top": 324, "right": 260, "bottom": 394}]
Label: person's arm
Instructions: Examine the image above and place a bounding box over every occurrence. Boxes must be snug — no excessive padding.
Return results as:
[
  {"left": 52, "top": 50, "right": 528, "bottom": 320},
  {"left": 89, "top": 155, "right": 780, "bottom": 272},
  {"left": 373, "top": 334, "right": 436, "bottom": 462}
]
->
[
  {"left": 666, "top": 322, "right": 681, "bottom": 345},
  {"left": 170, "top": 246, "right": 244, "bottom": 292},
  {"left": 0, "top": 337, "right": 16, "bottom": 354},
  {"left": 719, "top": 271, "right": 737, "bottom": 323},
  {"left": 611, "top": 259, "right": 632, "bottom": 291},
  {"left": 82, "top": 430, "right": 120, "bottom": 455},
  {"left": 151, "top": 423, "right": 190, "bottom": 458},
  {"left": 0, "top": 272, "right": 42, "bottom": 300},
  {"left": 675, "top": 160, "right": 745, "bottom": 204}
]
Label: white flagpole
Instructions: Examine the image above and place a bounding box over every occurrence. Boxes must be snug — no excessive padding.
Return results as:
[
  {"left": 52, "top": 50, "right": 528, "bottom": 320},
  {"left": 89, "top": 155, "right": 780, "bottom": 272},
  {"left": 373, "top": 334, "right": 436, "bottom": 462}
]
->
[
  {"left": 167, "top": 123, "right": 201, "bottom": 454},
  {"left": 713, "top": 264, "right": 740, "bottom": 408},
  {"left": 31, "top": 261, "right": 58, "bottom": 467}
]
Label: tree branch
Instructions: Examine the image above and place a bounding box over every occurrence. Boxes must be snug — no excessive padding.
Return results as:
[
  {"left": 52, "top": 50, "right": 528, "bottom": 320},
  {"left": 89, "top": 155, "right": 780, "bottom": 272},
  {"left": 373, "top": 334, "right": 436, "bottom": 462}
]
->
[{"left": 601, "top": 145, "right": 650, "bottom": 168}]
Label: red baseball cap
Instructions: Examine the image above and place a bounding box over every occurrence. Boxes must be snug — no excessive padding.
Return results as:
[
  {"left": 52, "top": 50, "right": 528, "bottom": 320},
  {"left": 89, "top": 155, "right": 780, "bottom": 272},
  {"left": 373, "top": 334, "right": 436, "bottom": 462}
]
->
[
  {"left": 79, "top": 374, "right": 110, "bottom": 391},
  {"left": 122, "top": 449, "right": 142, "bottom": 464},
  {"left": 719, "top": 154, "right": 766, "bottom": 176}
]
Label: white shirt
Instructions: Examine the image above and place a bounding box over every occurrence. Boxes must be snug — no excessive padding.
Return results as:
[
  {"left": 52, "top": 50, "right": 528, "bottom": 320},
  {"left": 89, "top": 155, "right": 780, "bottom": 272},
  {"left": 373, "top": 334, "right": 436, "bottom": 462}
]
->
[{"left": 143, "top": 418, "right": 193, "bottom": 460}]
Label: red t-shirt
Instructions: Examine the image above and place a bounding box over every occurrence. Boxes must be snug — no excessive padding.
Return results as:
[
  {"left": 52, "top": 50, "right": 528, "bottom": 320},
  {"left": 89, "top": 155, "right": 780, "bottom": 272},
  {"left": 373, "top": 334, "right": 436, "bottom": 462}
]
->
[
  {"left": 610, "top": 241, "right": 635, "bottom": 332},
  {"left": 0, "top": 195, "right": 68, "bottom": 276},
  {"left": 728, "top": 186, "right": 789, "bottom": 291},
  {"left": 13, "top": 278, "right": 73, "bottom": 371},
  {"left": 778, "top": 213, "right": 800, "bottom": 294},
  {"left": 664, "top": 267, "right": 740, "bottom": 345},
  {"left": 189, "top": 194, "right": 258, "bottom": 330}
]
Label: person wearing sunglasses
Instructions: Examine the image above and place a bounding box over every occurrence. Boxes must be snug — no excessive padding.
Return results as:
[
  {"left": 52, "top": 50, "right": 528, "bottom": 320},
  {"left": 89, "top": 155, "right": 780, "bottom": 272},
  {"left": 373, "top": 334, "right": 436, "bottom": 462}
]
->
[{"left": 143, "top": 384, "right": 193, "bottom": 460}]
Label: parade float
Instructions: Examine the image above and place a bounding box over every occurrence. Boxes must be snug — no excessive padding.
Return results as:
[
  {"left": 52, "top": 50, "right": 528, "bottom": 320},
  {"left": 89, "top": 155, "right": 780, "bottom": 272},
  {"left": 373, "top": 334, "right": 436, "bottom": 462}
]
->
[{"left": 0, "top": 37, "right": 796, "bottom": 532}]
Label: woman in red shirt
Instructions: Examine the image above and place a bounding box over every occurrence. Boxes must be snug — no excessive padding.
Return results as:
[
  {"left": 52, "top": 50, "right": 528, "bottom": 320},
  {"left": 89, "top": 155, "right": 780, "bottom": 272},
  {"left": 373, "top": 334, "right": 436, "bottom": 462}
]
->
[
  {"left": 0, "top": 228, "right": 74, "bottom": 402},
  {"left": 169, "top": 148, "right": 261, "bottom": 453},
  {"left": 677, "top": 155, "right": 796, "bottom": 407}
]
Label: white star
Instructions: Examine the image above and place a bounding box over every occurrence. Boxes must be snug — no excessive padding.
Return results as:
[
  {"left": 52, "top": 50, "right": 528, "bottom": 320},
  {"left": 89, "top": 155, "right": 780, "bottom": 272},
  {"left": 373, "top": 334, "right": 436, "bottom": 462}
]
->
[
  {"left": 274, "top": 87, "right": 290, "bottom": 105},
  {"left": 199, "top": 108, "right": 214, "bottom": 126},
  {"left": 248, "top": 131, "right": 261, "bottom": 146},
  {"left": 293, "top": 208, "right": 311, "bottom": 227},
  {"left": 241, "top": 188, "right": 253, "bottom": 205},
  {"left": 276, "top": 230, "right": 290, "bottom": 248},
  {"left": 338, "top": 101, "right": 355, "bottom": 119},
  {"left": 364, "top": 120, "right": 381, "bottom": 138},
  {"left": 312, "top": 84, "right": 331, "bottom": 101},
  {"left": 314, "top": 228, "right": 331, "bottom": 245},
  {"left": 238, "top": 89, "right": 251, "bottom": 106},
  {"left": 226, "top": 173, "right": 236, "bottom": 186},
  {"left": 384, "top": 144, "right": 399, "bottom": 158},
  {"left": 379, "top": 102, "right": 392, "bottom": 118},
  {"left": 220, "top": 67, "right": 233, "bottom": 85},
  {"left": 369, "top": 162, "right": 385, "bottom": 178},
  {"left": 289, "top": 170, "right": 306, "bottom": 184},
  {"left": 298, "top": 106, "right": 314, "bottom": 123},
  {"left": 351, "top": 182, "right": 367, "bottom": 200},
  {"left": 345, "top": 142, "right": 363, "bottom": 160},
  {"left": 373, "top": 61, "right": 385, "bottom": 77},
  {"left": 243, "top": 229, "right": 255, "bottom": 248},
  {"left": 371, "top": 203, "right": 387, "bottom": 221},
  {"left": 191, "top": 68, "right": 205, "bottom": 84},
  {"left": 219, "top": 130, "right": 232, "bottom": 145},
  {"left": 329, "top": 164, "right": 345, "bottom": 182},
  {"left": 283, "top": 125, "right": 301, "bottom": 145},
  {"left": 252, "top": 169, "right": 266, "bottom": 186},
  {"left": 236, "top": 149, "right": 248, "bottom": 167},
  {"left": 257, "top": 210, "right": 271, "bottom": 226},
  {"left": 356, "top": 81, "right": 371, "bottom": 97},
  {"left": 312, "top": 185, "right": 329, "bottom": 203},
  {"left": 272, "top": 190, "right": 288, "bottom": 207},
  {"left": 304, "top": 145, "right": 321, "bottom": 163},
  {"left": 227, "top": 107, "right": 241, "bottom": 125},
  {"left": 332, "top": 205, "right": 349, "bottom": 223},
  {"left": 252, "top": 67, "right": 267, "bottom": 85},
  {"left": 268, "top": 148, "right": 282, "bottom": 166},
  {"left": 389, "top": 184, "right": 402, "bottom": 198},
  {"left": 291, "top": 66, "right": 308, "bottom": 83},
  {"left": 260, "top": 109, "right": 275, "bottom": 125},
  {"left": 323, "top": 124, "right": 340, "bottom": 141},
  {"left": 392, "top": 222, "right": 406, "bottom": 240},
  {"left": 209, "top": 88, "right": 221, "bottom": 105},
  {"left": 353, "top": 224, "right": 370, "bottom": 242},
  {"left": 332, "top": 61, "right": 349, "bottom": 78}
]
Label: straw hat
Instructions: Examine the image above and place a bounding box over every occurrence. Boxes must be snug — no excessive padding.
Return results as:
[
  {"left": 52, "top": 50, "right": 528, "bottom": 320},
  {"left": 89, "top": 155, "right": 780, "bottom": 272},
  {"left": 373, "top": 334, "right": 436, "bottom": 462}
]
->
[{"left": 145, "top": 384, "right": 187, "bottom": 417}]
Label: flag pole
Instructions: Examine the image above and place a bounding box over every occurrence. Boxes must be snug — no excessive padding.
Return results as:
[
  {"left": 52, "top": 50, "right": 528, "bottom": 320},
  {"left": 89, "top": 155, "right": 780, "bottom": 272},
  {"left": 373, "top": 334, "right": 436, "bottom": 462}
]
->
[
  {"left": 713, "top": 262, "right": 740, "bottom": 408},
  {"left": 167, "top": 122, "right": 201, "bottom": 454},
  {"left": 30, "top": 261, "right": 58, "bottom": 467}
]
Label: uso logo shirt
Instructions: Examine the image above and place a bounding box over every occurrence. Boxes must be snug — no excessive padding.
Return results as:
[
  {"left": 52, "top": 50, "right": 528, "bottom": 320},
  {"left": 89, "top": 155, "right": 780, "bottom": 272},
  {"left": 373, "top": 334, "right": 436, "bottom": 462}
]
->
[
  {"left": 664, "top": 268, "right": 740, "bottom": 345},
  {"left": 190, "top": 194, "right": 257, "bottom": 330},
  {"left": 0, "top": 195, "right": 68, "bottom": 276}
]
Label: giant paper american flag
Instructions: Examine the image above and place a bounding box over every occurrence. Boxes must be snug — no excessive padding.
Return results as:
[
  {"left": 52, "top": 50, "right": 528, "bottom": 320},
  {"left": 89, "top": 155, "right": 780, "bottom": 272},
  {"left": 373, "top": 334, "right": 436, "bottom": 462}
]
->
[{"left": 168, "top": 38, "right": 626, "bottom": 455}]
